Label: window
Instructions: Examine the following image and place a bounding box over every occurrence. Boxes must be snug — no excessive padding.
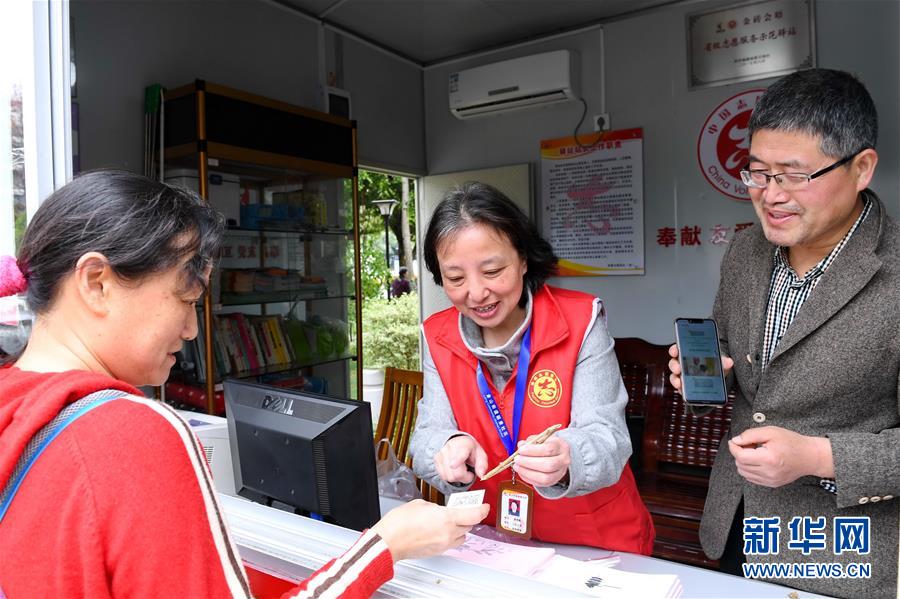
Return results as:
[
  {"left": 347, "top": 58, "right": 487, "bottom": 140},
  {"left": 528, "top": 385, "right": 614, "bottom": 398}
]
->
[
  {"left": 0, "top": 0, "right": 72, "bottom": 256},
  {"left": 0, "top": 0, "right": 71, "bottom": 359}
]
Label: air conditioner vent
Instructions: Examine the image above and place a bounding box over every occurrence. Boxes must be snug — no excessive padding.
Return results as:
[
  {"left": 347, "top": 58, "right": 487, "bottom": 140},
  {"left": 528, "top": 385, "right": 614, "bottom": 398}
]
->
[{"left": 449, "top": 50, "right": 579, "bottom": 120}]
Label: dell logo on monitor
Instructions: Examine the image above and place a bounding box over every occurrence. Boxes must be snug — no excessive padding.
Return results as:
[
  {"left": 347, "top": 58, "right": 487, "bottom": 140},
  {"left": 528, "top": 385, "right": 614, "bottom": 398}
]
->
[{"left": 262, "top": 394, "right": 294, "bottom": 416}]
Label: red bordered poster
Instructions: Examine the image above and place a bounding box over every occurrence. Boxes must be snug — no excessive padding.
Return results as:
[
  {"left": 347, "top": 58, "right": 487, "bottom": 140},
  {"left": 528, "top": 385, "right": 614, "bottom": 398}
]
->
[{"left": 539, "top": 128, "right": 644, "bottom": 277}]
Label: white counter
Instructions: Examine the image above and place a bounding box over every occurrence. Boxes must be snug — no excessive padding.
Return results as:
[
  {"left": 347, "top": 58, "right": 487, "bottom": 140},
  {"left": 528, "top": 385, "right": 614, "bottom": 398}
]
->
[{"left": 221, "top": 493, "right": 829, "bottom": 598}]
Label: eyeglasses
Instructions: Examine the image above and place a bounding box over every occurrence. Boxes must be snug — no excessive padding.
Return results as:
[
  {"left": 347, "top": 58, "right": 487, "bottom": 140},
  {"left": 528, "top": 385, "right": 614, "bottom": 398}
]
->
[{"left": 740, "top": 151, "right": 861, "bottom": 191}]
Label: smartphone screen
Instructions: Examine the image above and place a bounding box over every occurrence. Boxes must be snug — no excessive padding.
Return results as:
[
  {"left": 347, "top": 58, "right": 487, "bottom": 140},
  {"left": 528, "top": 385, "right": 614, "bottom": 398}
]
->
[{"left": 674, "top": 318, "right": 728, "bottom": 405}]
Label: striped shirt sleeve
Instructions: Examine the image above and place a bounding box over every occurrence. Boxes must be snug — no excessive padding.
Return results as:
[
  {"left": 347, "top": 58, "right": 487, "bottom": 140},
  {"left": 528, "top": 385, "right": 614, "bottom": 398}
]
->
[{"left": 281, "top": 529, "right": 394, "bottom": 599}]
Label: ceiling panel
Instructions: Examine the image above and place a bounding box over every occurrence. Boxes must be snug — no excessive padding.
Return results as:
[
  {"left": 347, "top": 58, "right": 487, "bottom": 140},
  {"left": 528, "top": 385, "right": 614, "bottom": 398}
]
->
[
  {"left": 281, "top": 0, "right": 678, "bottom": 64},
  {"left": 292, "top": 0, "right": 342, "bottom": 15},
  {"left": 330, "top": 1, "right": 501, "bottom": 63}
]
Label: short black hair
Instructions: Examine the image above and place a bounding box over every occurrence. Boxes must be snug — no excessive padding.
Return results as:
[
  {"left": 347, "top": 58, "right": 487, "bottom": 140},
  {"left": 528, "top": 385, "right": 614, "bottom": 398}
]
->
[
  {"left": 423, "top": 182, "right": 557, "bottom": 307},
  {"left": 749, "top": 68, "right": 878, "bottom": 158},
  {"left": 18, "top": 169, "right": 224, "bottom": 314},
  {"left": 399, "top": 266, "right": 408, "bottom": 277}
]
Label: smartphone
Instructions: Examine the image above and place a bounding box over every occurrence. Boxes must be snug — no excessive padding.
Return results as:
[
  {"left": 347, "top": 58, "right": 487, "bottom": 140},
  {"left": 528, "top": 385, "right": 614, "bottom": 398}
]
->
[{"left": 673, "top": 318, "right": 728, "bottom": 405}]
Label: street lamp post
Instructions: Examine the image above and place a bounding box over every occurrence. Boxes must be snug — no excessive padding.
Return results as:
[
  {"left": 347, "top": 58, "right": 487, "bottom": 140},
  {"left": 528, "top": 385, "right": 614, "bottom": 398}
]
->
[{"left": 371, "top": 198, "right": 398, "bottom": 300}]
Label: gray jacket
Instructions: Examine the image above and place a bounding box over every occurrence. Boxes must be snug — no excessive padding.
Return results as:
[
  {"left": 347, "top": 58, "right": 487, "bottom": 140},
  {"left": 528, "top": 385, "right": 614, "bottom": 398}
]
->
[{"left": 701, "top": 190, "right": 899, "bottom": 598}]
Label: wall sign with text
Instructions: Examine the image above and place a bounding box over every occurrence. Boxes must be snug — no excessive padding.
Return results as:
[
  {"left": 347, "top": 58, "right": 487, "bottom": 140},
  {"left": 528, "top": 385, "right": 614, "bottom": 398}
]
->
[{"left": 687, "top": 0, "right": 815, "bottom": 89}]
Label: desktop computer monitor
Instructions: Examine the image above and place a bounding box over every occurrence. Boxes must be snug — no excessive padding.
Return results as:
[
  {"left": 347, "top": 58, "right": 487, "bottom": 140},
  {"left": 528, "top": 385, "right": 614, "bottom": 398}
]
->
[{"left": 224, "top": 379, "right": 380, "bottom": 531}]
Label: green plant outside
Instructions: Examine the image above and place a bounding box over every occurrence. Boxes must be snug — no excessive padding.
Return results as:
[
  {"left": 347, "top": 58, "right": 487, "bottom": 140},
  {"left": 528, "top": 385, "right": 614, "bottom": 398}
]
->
[
  {"left": 343, "top": 170, "right": 421, "bottom": 375},
  {"left": 14, "top": 210, "right": 25, "bottom": 251},
  {"left": 361, "top": 292, "right": 420, "bottom": 371},
  {"left": 359, "top": 234, "right": 392, "bottom": 300}
]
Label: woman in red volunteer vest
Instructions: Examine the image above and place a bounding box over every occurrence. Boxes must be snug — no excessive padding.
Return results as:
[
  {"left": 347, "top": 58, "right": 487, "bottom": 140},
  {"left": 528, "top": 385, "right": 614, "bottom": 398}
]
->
[{"left": 409, "top": 182, "right": 654, "bottom": 554}]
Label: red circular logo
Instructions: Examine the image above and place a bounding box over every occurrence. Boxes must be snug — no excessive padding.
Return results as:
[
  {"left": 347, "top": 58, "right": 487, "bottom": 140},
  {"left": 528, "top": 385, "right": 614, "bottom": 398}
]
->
[{"left": 697, "top": 89, "right": 766, "bottom": 201}]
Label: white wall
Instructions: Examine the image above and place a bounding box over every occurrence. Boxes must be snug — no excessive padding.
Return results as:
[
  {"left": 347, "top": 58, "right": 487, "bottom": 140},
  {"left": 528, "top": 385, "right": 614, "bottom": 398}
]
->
[
  {"left": 341, "top": 35, "right": 425, "bottom": 173},
  {"left": 421, "top": 0, "right": 900, "bottom": 344},
  {"left": 71, "top": 0, "right": 425, "bottom": 174}
]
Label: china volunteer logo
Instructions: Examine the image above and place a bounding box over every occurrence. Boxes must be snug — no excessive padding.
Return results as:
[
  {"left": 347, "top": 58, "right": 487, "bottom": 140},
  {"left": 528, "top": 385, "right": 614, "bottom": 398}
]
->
[
  {"left": 697, "top": 89, "right": 765, "bottom": 201},
  {"left": 529, "top": 370, "right": 562, "bottom": 408}
]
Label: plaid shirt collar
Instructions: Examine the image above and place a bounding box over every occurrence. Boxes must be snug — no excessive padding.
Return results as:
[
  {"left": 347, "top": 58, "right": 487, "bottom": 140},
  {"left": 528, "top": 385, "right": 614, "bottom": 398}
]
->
[{"left": 771, "top": 197, "right": 872, "bottom": 286}]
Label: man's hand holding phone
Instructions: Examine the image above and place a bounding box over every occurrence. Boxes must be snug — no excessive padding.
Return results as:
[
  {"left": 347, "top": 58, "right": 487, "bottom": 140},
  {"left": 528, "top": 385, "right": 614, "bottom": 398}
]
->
[
  {"left": 670, "top": 318, "right": 733, "bottom": 405},
  {"left": 667, "top": 343, "right": 734, "bottom": 392}
]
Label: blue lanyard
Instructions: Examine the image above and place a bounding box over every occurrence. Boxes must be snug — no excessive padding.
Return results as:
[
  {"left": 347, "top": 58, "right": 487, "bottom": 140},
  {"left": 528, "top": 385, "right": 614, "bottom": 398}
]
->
[{"left": 476, "top": 326, "right": 532, "bottom": 456}]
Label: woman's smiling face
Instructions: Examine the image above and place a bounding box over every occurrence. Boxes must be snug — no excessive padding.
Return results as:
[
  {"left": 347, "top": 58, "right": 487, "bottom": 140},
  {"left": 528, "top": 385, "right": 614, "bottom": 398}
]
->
[{"left": 436, "top": 223, "right": 527, "bottom": 337}]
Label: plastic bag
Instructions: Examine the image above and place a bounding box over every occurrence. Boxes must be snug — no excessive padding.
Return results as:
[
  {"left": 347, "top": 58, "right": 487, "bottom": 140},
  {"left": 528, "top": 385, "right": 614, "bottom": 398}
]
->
[{"left": 375, "top": 438, "right": 422, "bottom": 501}]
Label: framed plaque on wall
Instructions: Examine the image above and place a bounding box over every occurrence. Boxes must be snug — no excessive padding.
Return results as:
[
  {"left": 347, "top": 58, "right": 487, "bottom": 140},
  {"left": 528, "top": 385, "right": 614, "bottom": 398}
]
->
[{"left": 687, "top": 0, "right": 815, "bottom": 89}]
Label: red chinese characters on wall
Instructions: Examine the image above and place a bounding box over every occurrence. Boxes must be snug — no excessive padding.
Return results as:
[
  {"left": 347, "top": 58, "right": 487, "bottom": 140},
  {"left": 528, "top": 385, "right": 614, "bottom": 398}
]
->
[
  {"left": 656, "top": 222, "right": 754, "bottom": 247},
  {"left": 680, "top": 226, "right": 702, "bottom": 246},
  {"left": 656, "top": 227, "right": 677, "bottom": 247}
]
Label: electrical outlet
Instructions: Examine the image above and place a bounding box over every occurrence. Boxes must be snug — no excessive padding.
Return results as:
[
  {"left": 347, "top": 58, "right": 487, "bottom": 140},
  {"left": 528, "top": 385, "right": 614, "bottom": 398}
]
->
[{"left": 593, "top": 113, "right": 611, "bottom": 132}]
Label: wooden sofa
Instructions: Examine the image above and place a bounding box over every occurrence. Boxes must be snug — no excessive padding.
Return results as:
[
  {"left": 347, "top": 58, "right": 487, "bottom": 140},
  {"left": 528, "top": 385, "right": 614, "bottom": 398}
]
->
[{"left": 614, "top": 337, "right": 733, "bottom": 569}]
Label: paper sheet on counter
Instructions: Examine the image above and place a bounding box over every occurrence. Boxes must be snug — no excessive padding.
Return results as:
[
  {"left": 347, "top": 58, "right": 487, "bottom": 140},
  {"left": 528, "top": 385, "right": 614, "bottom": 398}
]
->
[
  {"left": 443, "top": 533, "right": 556, "bottom": 577},
  {"left": 533, "top": 555, "right": 682, "bottom": 598}
]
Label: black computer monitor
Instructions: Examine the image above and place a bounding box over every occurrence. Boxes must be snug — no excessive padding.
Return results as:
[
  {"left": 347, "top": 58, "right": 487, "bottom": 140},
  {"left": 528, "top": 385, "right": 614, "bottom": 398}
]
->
[{"left": 224, "top": 379, "right": 380, "bottom": 531}]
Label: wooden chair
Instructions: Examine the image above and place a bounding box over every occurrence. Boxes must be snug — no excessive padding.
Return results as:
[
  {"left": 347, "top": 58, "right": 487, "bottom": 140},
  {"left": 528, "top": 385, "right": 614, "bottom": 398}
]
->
[
  {"left": 638, "top": 363, "right": 734, "bottom": 568},
  {"left": 373, "top": 367, "right": 443, "bottom": 504}
]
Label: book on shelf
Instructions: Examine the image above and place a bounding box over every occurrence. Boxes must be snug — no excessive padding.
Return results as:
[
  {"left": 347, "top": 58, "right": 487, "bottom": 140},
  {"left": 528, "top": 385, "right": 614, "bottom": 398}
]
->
[
  {"left": 250, "top": 316, "right": 275, "bottom": 365},
  {"left": 215, "top": 316, "right": 241, "bottom": 373},
  {"left": 212, "top": 318, "right": 232, "bottom": 375},
  {"left": 220, "top": 268, "right": 329, "bottom": 299},
  {"left": 266, "top": 317, "right": 291, "bottom": 365},
  {"left": 173, "top": 311, "right": 349, "bottom": 384},
  {"left": 226, "top": 314, "right": 259, "bottom": 370},
  {"left": 279, "top": 317, "right": 297, "bottom": 363}
]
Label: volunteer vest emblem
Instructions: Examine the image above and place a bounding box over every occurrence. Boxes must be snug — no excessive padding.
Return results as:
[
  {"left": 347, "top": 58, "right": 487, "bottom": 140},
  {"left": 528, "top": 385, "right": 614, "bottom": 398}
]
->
[
  {"left": 697, "top": 89, "right": 765, "bottom": 201},
  {"left": 529, "top": 369, "right": 562, "bottom": 407}
]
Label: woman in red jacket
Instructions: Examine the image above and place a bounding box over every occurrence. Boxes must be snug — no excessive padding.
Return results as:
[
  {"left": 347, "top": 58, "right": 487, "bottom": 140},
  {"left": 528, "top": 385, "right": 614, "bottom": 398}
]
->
[
  {"left": 409, "top": 182, "right": 654, "bottom": 553},
  {"left": 0, "top": 170, "right": 486, "bottom": 598}
]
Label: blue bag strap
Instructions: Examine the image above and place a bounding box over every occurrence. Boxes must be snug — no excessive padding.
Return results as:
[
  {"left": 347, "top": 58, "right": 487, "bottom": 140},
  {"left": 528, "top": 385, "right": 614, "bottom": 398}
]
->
[{"left": 0, "top": 389, "right": 126, "bottom": 523}]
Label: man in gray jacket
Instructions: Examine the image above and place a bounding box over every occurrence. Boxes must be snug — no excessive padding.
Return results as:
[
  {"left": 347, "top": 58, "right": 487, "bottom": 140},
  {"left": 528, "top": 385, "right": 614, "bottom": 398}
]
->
[{"left": 669, "top": 68, "right": 898, "bottom": 598}]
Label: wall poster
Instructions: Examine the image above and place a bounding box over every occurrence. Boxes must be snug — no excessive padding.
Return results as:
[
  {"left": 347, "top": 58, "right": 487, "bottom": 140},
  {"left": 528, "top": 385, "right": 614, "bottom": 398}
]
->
[
  {"left": 687, "top": 0, "right": 815, "bottom": 89},
  {"left": 539, "top": 128, "right": 644, "bottom": 277}
]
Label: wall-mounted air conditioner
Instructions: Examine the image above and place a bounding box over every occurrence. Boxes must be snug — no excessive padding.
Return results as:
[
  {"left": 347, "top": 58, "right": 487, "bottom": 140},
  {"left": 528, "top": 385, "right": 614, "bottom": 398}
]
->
[{"left": 449, "top": 50, "right": 579, "bottom": 119}]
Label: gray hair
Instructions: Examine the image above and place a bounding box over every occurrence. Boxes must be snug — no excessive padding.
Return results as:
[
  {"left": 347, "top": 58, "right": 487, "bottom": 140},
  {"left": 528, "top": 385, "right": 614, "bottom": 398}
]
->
[{"left": 748, "top": 68, "right": 877, "bottom": 158}]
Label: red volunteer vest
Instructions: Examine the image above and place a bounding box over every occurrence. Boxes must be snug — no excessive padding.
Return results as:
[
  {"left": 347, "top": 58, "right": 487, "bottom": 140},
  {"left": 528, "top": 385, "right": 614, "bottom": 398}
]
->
[{"left": 424, "top": 286, "right": 654, "bottom": 554}]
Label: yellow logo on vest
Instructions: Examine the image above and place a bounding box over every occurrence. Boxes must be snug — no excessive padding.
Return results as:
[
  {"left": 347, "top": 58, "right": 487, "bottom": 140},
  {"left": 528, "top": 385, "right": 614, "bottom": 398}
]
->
[{"left": 528, "top": 370, "right": 562, "bottom": 408}]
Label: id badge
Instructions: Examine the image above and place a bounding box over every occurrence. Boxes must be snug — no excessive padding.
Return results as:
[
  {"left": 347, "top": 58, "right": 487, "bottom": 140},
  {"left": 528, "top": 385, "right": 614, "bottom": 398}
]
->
[{"left": 496, "top": 478, "right": 534, "bottom": 538}]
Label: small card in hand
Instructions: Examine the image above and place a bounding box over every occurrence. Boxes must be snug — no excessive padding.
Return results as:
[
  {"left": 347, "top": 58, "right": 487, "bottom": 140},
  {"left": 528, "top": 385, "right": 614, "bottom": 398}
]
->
[{"left": 446, "top": 489, "right": 485, "bottom": 508}]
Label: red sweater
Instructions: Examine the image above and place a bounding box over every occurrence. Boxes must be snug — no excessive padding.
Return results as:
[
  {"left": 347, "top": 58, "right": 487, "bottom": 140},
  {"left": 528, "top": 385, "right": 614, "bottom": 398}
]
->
[{"left": 0, "top": 366, "right": 392, "bottom": 598}]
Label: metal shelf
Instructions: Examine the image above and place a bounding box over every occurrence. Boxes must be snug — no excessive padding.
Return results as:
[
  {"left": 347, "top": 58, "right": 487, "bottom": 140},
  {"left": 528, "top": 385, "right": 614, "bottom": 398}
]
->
[
  {"left": 169, "top": 354, "right": 358, "bottom": 386},
  {"left": 219, "top": 291, "right": 354, "bottom": 307},
  {"left": 227, "top": 224, "right": 353, "bottom": 236},
  {"left": 221, "top": 353, "right": 358, "bottom": 382}
]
